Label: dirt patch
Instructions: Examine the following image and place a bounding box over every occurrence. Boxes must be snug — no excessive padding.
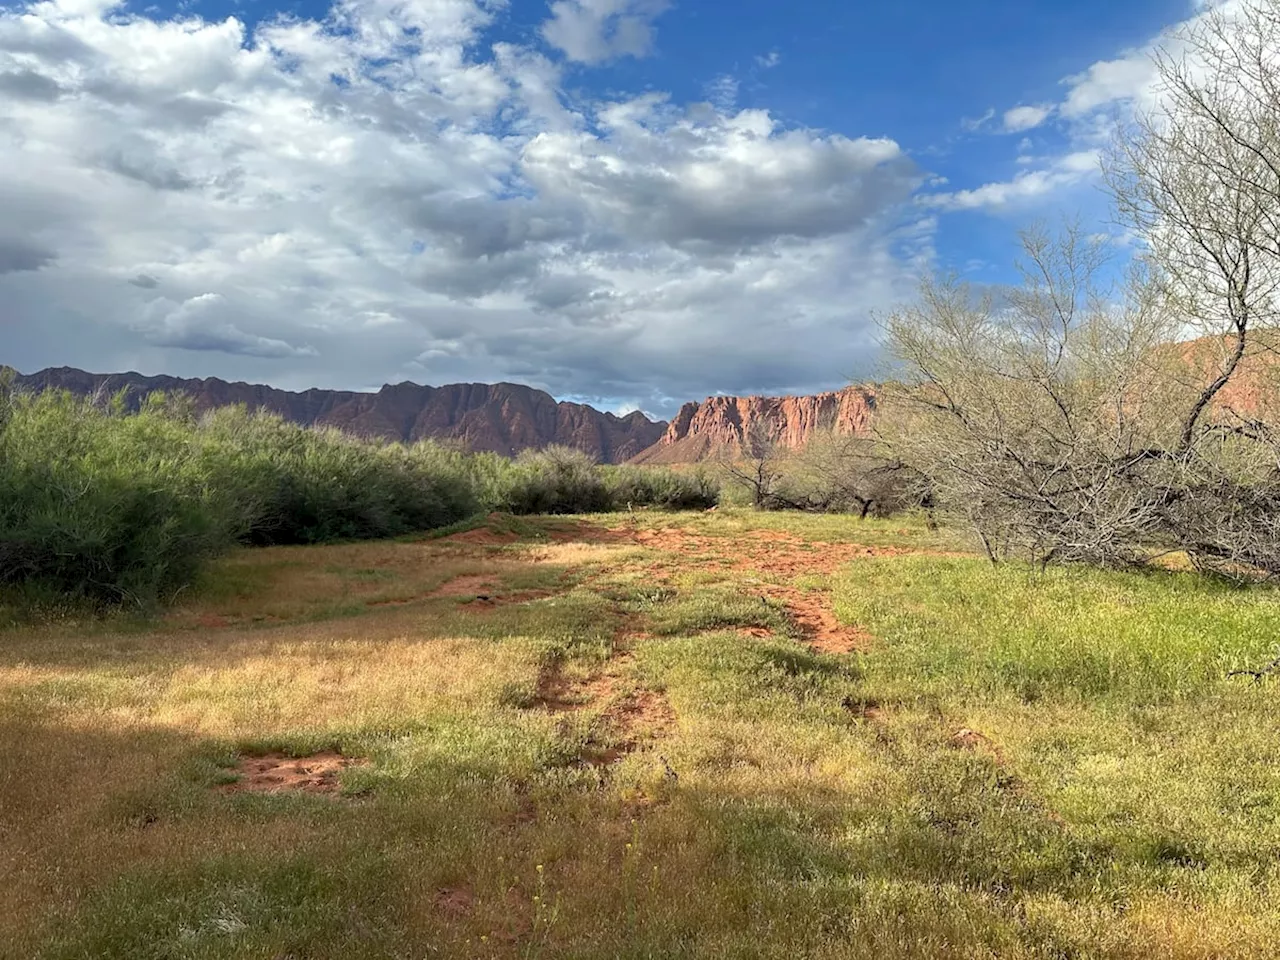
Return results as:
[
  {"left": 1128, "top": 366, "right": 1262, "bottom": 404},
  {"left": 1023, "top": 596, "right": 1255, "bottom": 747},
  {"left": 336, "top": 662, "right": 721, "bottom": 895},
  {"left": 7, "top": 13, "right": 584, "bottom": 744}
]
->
[
  {"left": 530, "top": 662, "right": 620, "bottom": 712},
  {"left": 526, "top": 652, "right": 676, "bottom": 768},
  {"left": 605, "top": 689, "right": 676, "bottom": 738},
  {"left": 443, "top": 526, "right": 520, "bottom": 546},
  {"left": 949, "top": 728, "right": 1004, "bottom": 761},
  {"left": 579, "top": 686, "right": 678, "bottom": 769},
  {"left": 780, "top": 590, "right": 872, "bottom": 654},
  {"left": 220, "top": 751, "right": 368, "bottom": 795},
  {"left": 433, "top": 886, "right": 475, "bottom": 917},
  {"left": 430, "top": 575, "right": 503, "bottom": 598}
]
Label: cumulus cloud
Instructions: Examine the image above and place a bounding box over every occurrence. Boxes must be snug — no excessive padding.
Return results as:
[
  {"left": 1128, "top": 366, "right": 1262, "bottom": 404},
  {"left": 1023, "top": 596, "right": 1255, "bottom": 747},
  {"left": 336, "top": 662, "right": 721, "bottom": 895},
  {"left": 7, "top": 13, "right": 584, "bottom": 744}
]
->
[
  {"left": 1002, "top": 104, "right": 1052, "bottom": 133},
  {"left": 139, "top": 294, "right": 318, "bottom": 359},
  {"left": 540, "top": 0, "right": 669, "bottom": 65},
  {"left": 927, "top": 151, "right": 1100, "bottom": 212},
  {"left": 0, "top": 0, "right": 928, "bottom": 411},
  {"left": 1061, "top": 53, "right": 1158, "bottom": 117}
]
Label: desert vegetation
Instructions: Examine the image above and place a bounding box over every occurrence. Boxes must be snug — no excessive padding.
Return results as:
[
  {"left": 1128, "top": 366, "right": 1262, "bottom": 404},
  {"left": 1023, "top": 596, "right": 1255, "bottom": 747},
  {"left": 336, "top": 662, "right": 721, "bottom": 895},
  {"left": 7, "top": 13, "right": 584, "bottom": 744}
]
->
[
  {"left": 4, "top": 510, "right": 1280, "bottom": 958},
  {"left": 8, "top": 3, "right": 1280, "bottom": 958},
  {"left": 881, "top": 0, "right": 1280, "bottom": 581},
  {"left": 0, "top": 381, "right": 720, "bottom": 611}
]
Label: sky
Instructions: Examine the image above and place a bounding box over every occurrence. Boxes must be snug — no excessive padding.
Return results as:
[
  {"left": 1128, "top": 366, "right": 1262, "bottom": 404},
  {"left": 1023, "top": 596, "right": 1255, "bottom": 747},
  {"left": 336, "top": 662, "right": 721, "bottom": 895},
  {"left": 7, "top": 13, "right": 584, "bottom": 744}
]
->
[{"left": 0, "top": 0, "right": 1208, "bottom": 417}]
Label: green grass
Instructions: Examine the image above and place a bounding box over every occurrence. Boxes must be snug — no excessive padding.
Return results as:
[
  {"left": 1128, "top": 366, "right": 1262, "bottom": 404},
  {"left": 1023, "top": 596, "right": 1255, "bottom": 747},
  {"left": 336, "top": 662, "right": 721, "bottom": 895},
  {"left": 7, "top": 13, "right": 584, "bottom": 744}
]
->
[{"left": 3, "top": 511, "right": 1280, "bottom": 958}]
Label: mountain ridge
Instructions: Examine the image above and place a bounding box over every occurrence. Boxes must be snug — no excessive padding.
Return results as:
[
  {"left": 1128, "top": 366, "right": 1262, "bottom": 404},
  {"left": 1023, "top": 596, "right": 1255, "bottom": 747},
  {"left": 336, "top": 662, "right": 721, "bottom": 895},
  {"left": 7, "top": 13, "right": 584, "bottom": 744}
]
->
[
  {"left": 6, "top": 366, "right": 667, "bottom": 464},
  {"left": 5, "top": 365, "right": 882, "bottom": 465}
]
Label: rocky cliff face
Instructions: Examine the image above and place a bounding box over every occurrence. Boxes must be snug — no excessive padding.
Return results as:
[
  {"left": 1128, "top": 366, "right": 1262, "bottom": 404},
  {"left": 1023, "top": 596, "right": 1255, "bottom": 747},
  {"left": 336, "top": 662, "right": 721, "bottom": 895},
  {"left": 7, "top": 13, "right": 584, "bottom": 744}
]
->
[
  {"left": 631, "top": 386, "right": 876, "bottom": 463},
  {"left": 9, "top": 367, "right": 667, "bottom": 463}
]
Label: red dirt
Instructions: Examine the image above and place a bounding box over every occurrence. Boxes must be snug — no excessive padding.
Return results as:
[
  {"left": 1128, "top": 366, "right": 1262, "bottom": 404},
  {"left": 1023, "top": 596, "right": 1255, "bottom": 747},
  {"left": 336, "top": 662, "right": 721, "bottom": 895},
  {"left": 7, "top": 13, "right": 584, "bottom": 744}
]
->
[
  {"left": 531, "top": 664, "right": 621, "bottom": 713},
  {"left": 616, "top": 526, "right": 887, "bottom": 654},
  {"left": 605, "top": 689, "right": 676, "bottom": 738},
  {"left": 433, "top": 887, "right": 475, "bottom": 917},
  {"left": 778, "top": 589, "right": 873, "bottom": 654},
  {"left": 221, "top": 751, "right": 368, "bottom": 795},
  {"left": 429, "top": 575, "right": 502, "bottom": 598},
  {"left": 527, "top": 651, "right": 676, "bottom": 767},
  {"left": 949, "top": 728, "right": 1004, "bottom": 761}
]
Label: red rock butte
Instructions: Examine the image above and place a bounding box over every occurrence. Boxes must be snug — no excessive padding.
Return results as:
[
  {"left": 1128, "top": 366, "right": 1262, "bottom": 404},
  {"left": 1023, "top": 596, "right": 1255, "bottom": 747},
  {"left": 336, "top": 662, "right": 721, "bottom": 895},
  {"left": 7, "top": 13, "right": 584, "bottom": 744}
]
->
[{"left": 630, "top": 386, "right": 877, "bottom": 464}]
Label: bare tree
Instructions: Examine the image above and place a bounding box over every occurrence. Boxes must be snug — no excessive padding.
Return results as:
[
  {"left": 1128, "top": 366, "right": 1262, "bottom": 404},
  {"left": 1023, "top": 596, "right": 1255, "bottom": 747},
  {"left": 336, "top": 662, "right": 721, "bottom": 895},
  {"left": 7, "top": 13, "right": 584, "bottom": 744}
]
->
[
  {"left": 720, "top": 420, "right": 786, "bottom": 509},
  {"left": 774, "top": 430, "right": 917, "bottom": 518},
  {"left": 883, "top": 226, "right": 1176, "bottom": 565},
  {"left": 881, "top": 1, "right": 1280, "bottom": 578}
]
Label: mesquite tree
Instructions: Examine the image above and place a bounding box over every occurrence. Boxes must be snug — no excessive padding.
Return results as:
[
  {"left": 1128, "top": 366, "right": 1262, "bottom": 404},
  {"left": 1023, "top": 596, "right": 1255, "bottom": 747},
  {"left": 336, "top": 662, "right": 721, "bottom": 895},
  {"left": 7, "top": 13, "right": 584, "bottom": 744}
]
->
[{"left": 884, "top": 0, "right": 1280, "bottom": 576}]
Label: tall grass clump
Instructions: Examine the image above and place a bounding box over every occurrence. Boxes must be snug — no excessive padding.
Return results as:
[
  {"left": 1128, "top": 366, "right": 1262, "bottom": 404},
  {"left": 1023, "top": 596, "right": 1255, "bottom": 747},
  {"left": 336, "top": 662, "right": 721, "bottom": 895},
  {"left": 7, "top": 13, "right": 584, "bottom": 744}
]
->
[{"left": 0, "top": 389, "right": 236, "bottom": 606}]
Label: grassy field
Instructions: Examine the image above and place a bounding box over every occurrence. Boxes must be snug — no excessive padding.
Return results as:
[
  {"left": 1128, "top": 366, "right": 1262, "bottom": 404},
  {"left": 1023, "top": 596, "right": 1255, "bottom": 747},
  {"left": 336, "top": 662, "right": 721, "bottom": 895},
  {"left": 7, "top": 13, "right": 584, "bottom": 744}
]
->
[{"left": 3, "top": 509, "right": 1280, "bottom": 958}]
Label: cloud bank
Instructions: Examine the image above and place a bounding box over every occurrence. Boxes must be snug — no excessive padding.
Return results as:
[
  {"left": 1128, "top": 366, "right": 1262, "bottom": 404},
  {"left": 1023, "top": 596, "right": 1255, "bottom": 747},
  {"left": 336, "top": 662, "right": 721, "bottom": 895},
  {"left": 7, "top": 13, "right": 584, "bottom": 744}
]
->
[{"left": 0, "top": 0, "right": 932, "bottom": 411}]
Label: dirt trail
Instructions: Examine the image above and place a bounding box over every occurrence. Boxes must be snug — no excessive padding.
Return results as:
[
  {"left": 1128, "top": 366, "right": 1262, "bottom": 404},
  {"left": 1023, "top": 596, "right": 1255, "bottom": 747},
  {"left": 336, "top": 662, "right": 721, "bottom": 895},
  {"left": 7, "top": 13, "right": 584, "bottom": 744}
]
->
[
  {"left": 528, "top": 651, "right": 675, "bottom": 768},
  {"left": 621, "top": 526, "right": 881, "bottom": 653}
]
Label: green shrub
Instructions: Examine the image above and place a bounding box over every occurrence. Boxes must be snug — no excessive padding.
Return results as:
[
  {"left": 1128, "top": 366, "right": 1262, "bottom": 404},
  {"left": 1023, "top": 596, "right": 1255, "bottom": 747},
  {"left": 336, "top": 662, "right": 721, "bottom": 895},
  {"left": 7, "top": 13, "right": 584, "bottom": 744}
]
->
[
  {"left": 0, "top": 390, "right": 236, "bottom": 606},
  {"left": 194, "top": 409, "right": 478, "bottom": 545},
  {"left": 0, "top": 384, "right": 719, "bottom": 607},
  {"left": 600, "top": 465, "right": 720, "bottom": 510},
  {"left": 492, "top": 446, "right": 612, "bottom": 515}
]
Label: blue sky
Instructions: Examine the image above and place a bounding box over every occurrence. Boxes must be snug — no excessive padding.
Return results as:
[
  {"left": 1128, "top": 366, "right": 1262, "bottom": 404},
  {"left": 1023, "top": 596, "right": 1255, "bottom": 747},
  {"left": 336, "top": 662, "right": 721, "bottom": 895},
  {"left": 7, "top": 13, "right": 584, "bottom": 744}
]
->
[{"left": 0, "top": 0, "right": 1202, "bottom": 416}]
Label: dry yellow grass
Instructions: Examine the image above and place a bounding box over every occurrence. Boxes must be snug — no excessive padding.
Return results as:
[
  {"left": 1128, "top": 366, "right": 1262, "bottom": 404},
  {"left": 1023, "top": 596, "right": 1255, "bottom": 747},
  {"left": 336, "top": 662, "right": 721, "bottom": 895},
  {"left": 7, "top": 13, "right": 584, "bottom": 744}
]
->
[{"left": 2, "top": 511, "right": 1279, "bottom": 958}]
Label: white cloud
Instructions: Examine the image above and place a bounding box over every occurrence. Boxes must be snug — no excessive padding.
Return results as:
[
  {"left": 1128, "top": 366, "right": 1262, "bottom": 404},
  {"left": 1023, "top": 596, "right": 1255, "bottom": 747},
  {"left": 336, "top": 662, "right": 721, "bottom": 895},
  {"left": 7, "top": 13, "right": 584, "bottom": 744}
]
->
[
  {"left": 961, "top": 107, "right": 996, "bottom": 132},
  {"left": 756, "top": 50, "right": 781, "bottom": 69},
  {"left": 1061, "top": 52, "right": 1158, "bottom": 117},
  {"left": 704, "top": 74, "right": 738, "bottom": 112},
  {"left": 540, "top": 0, "right": 669, "bottom": 65},
  {"left": 0, "top": 0, "right": 928, "bottom": 411},
  {"left": 927, "top": 151, "right": 1101, "bottom": 212},
  {"left": 1002, "top": 104, "right": 1052, "bottom": 133}
]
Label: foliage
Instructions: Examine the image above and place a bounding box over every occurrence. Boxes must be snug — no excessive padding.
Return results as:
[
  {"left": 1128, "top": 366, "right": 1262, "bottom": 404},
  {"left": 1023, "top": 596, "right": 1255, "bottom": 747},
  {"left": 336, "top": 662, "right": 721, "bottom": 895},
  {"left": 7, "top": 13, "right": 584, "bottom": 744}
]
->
[
  {"left": 720, "top": 424, "right": 917, "bottom": 517},
  {"left": 0, "top": 390, "right": 237, "bottom": 606},
  {"left": 193, "top": 407, "right": 479, "bottom": 545},
  {"left": 489, "top": 446, "right": 614, "bottom": 515},
  {"left": 883, "top": 223, "right": 1280, "bottom": 575},
  {"left": 600, "top": 464, "right": 721, "bottom": 511},
  {"left": 0, "top": 394, "right": 719, "bottom": 606}
]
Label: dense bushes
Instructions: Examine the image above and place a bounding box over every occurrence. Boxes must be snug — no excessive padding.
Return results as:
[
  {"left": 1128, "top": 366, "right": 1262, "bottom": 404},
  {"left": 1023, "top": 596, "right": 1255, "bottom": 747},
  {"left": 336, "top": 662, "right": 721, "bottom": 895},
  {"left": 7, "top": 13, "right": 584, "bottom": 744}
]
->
[
  {"left": 0, "top": 391, "right": 239, "bottom": 605},
  {"left": 0, "top": 389, "right": 723, "bottom": 607},
  {"left": 491, "top": 446, "right": 613, "bottom": 515},
  {"left": 195, "top": 409, "right": 479, "bottom": 545},
  {"left": 601, "top": 464, "right": 720, "bottom": 511}
]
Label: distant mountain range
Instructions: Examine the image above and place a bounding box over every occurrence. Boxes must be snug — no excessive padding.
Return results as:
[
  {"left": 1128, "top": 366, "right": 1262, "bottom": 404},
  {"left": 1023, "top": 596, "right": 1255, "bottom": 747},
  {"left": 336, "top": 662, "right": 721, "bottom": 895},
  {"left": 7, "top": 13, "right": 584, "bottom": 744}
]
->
[
  {"left": 6, "top": 366, "right": 877, "bottom": 464},
  {"left": 9, "top": 367, "right": 666, "bottom": 464}
]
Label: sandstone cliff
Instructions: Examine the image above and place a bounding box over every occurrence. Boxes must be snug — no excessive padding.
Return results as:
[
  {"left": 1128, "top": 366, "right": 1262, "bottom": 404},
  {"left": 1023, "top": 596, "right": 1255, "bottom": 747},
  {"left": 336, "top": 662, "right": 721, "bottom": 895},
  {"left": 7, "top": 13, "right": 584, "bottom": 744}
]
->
[
  {"left": 9, "top": 367, "right": 666, "bottom": 464},
  {"left": 631, "top": 386, "right": 877, "bottom": 464}
]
